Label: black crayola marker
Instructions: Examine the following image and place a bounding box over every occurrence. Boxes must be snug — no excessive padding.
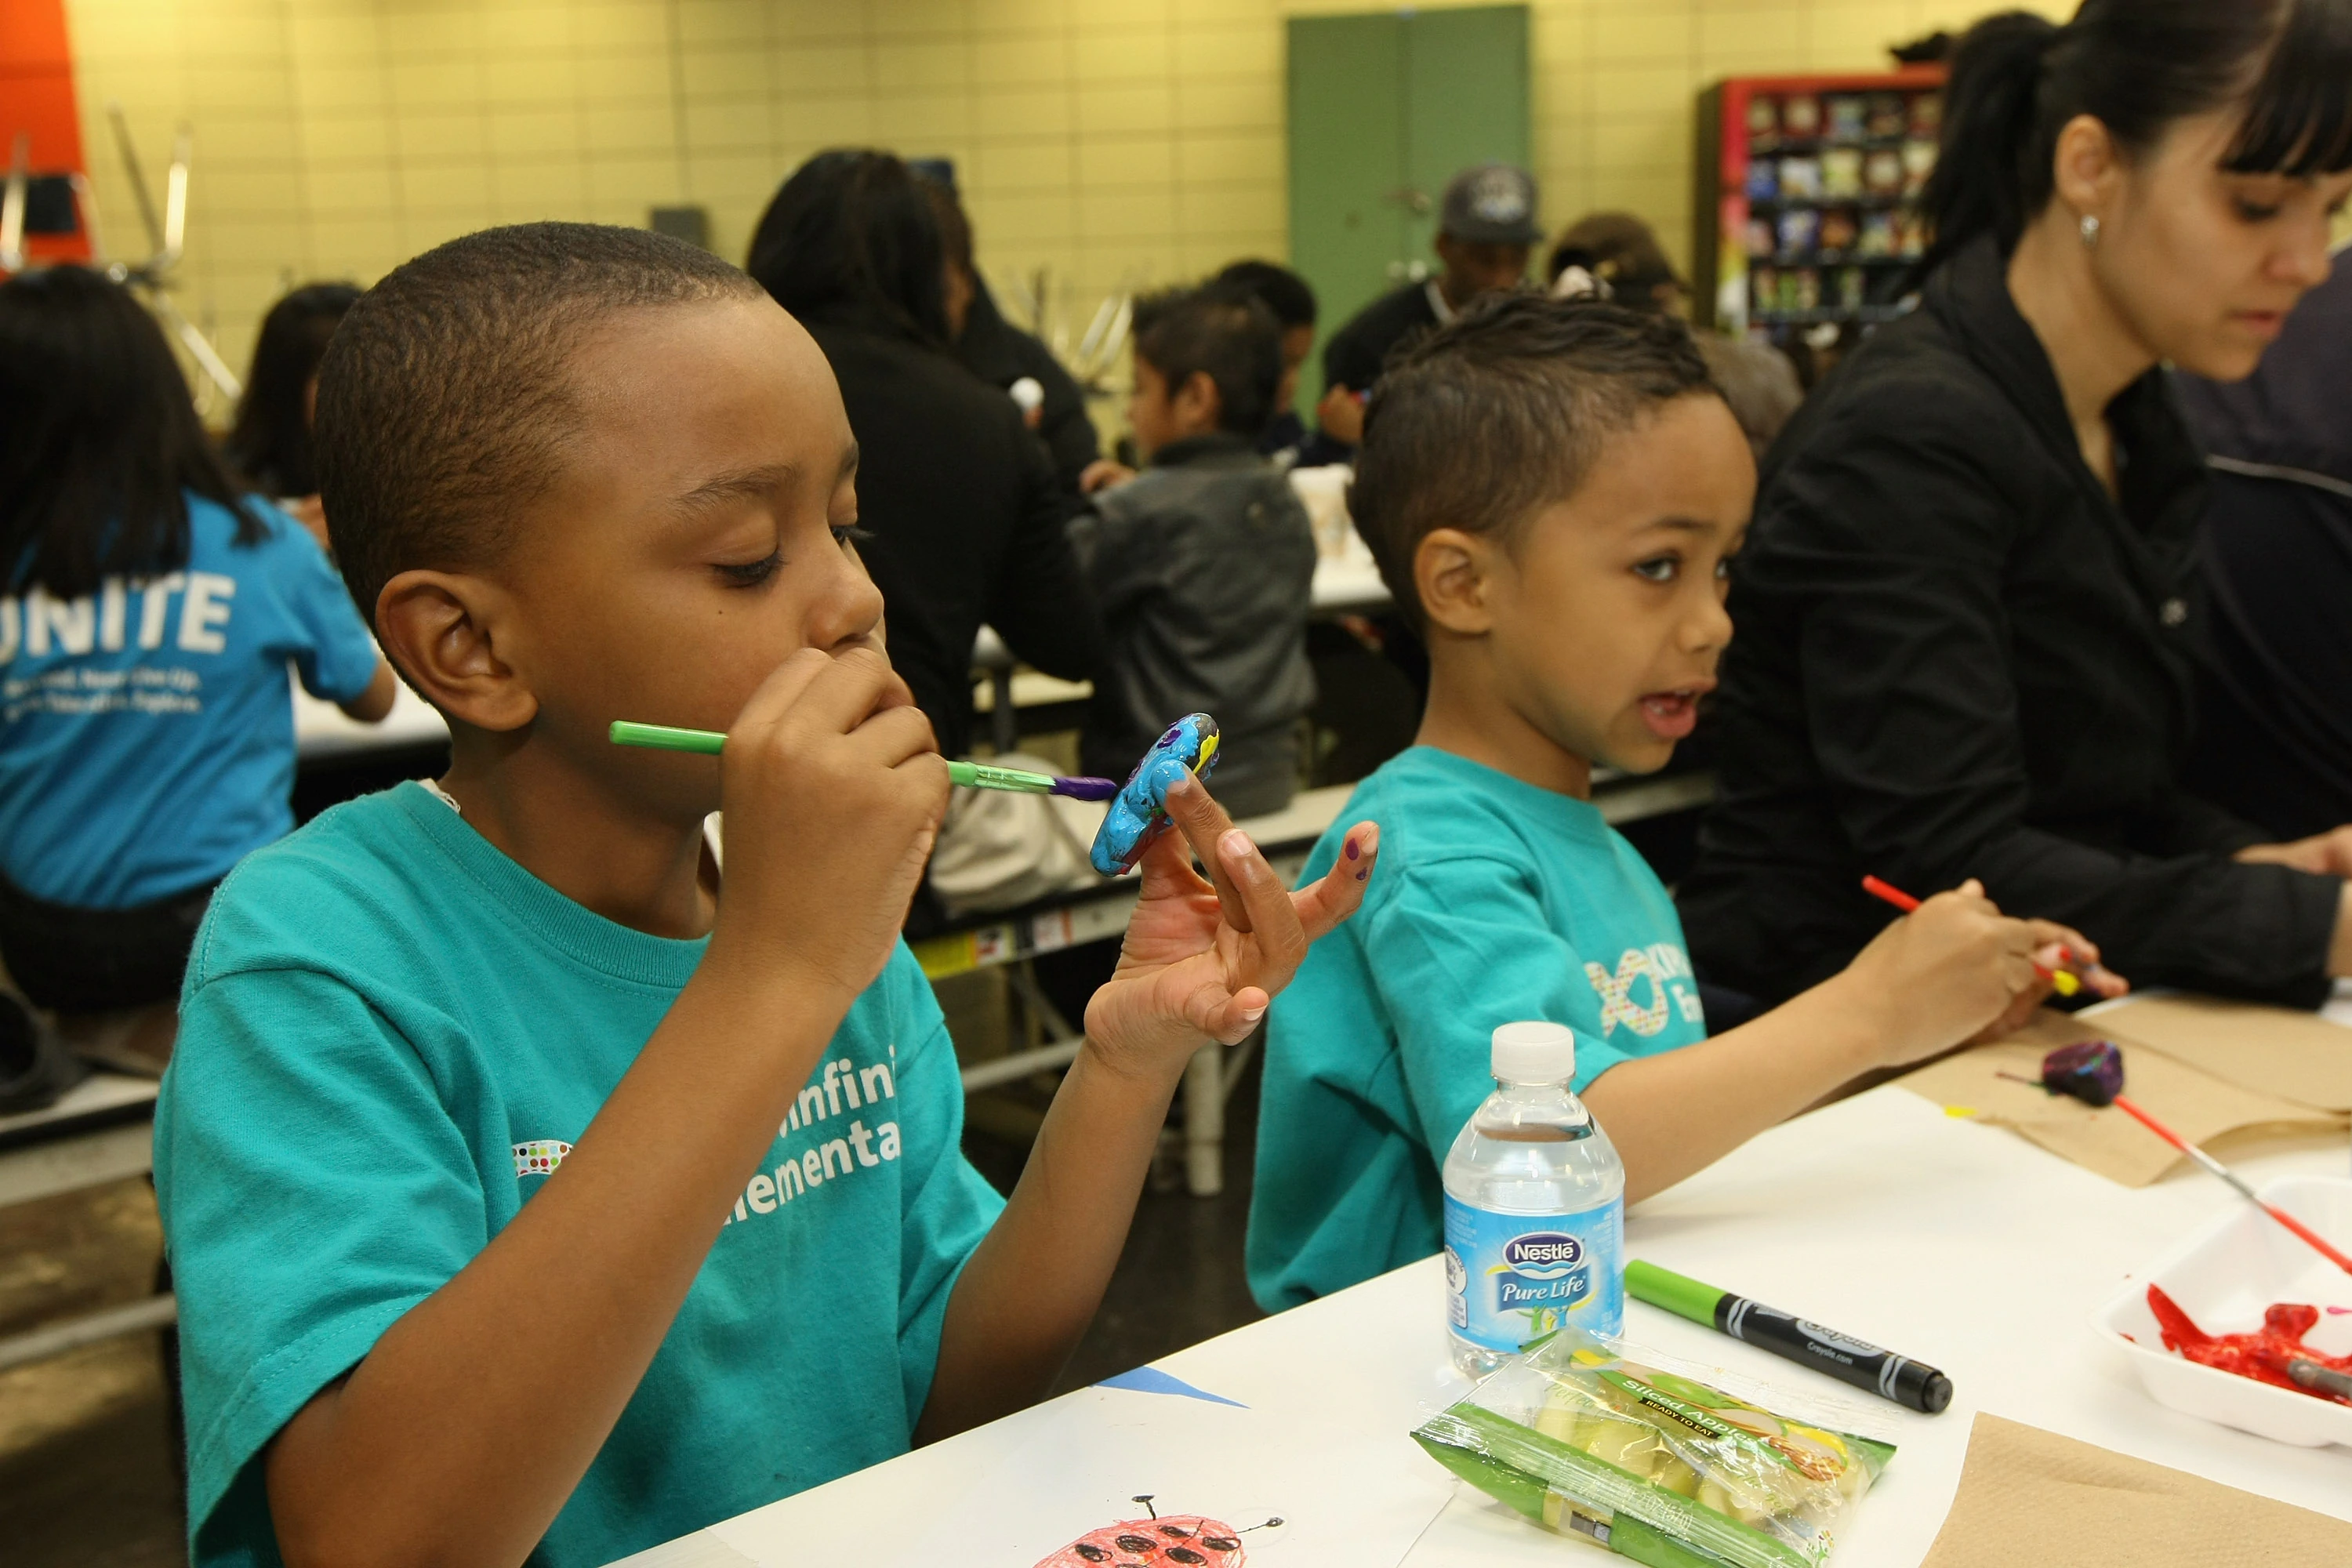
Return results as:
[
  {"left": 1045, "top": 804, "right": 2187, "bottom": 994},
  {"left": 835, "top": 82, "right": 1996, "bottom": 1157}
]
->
[{"left": 1624, "top": 1259, "right": 1953, "bottom": 1414}]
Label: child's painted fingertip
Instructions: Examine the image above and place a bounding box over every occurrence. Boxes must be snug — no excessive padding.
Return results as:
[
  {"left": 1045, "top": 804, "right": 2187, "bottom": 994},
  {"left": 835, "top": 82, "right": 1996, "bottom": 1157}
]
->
[{"left": 1345, "top": 837, "right": 1360, "bottom": 861}]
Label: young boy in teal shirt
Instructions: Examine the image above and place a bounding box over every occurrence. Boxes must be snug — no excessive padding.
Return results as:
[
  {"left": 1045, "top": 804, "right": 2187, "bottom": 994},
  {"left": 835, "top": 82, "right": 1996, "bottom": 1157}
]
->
[
  {"left": 1247, "top": 297, "right": 2122, "bottom": 1312},
  {"left": 154, "top": 223, "right": 1376, "bottom": 1568}
]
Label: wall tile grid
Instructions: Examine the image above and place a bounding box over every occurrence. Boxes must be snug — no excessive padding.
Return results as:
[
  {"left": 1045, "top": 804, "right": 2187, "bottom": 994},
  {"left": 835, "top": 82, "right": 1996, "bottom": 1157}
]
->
[{"left": 61, "top": 0, "right": 2063, "bottom": 395}]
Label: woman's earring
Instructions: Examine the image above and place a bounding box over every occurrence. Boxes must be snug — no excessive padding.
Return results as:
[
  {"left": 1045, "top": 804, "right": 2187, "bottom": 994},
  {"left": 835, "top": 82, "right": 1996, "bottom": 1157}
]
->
[{"left": 2079, "top": 213, "right": 2101, "bottom": 247}]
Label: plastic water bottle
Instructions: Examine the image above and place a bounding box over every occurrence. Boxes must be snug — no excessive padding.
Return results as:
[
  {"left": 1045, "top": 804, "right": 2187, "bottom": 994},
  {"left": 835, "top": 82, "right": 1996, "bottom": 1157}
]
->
[{"left": 1443, "top": 1021, "right": 1626, "bottom": 1379}]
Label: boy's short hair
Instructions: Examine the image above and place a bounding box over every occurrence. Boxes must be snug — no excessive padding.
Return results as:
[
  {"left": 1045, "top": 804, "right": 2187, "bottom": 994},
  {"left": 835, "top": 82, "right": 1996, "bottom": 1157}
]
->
[
  {"left": 1350, "top": 294, "right": 1718, "bottom": 633},
  {"left": 1131, "top": 285, "right": 1286, "bottom": 441},
  {"left": 314, "top": 221, "right": 761, "bottom": 630},
  {"left": 1211, "top": 260, "right": 1317, "bottom": 330}
]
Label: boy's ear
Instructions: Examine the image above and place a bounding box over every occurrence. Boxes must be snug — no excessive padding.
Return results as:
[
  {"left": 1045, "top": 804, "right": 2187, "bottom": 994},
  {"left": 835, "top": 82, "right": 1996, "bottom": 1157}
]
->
[
  {"left": 374, "top": 569, "right": 539, "bottom": 734},
  {"left": 1175, "top": 368, "right": 1222, "bottom": 433},
  {"left": 1414, "top": 527, "right": 1497, "bottom": 638}
]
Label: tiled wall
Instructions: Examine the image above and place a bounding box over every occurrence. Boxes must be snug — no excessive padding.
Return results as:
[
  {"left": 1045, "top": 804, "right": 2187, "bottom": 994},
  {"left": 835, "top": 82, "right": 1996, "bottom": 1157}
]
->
[{"left": 62, "top": 0, "right": 2061, "bottom": 399}]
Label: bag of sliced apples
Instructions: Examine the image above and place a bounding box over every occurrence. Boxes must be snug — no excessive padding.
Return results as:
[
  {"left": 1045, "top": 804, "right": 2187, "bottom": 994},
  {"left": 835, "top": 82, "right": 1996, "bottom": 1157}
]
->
[{"left": 1411, "top": 1327, "right": 1893, "bottom": 1568}]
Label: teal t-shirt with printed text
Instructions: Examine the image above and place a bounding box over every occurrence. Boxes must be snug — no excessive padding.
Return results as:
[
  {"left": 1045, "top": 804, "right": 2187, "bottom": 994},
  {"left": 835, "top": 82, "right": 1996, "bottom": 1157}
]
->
[
  {"left": 154, "top": 782, "right": 1005, "bottom": 1568},
  {"left": 1247, "top": 747, "right": 1707, "bottom": 1311}
]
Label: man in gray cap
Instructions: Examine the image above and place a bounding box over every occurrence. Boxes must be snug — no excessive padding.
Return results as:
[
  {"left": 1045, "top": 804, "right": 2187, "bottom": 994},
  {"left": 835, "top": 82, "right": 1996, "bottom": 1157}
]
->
[{"left": 1312, "top": 162, "right": 1540, "bottom": 450}]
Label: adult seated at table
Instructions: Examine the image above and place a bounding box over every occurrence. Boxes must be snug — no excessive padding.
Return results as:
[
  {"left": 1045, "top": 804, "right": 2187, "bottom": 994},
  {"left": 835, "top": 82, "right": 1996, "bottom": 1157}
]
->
[
  {"left": 2173, "top": 256, "right": 2352, "bottom": 844},
  {"left": 1679, "top": 3, "right": 2352, "bottom": 1011},
  {"left": 920, "top": 174, "right": 1103, "bottom": 506},
  {"left": 746, "top": 151, "right": 1103, "bottom": 765}
]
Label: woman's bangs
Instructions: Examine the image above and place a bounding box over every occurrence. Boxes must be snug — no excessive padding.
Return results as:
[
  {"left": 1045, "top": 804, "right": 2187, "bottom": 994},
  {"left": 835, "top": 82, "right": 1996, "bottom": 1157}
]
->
[{"left": 2225, "top": 0, "right": 2352, "bottom": 175}]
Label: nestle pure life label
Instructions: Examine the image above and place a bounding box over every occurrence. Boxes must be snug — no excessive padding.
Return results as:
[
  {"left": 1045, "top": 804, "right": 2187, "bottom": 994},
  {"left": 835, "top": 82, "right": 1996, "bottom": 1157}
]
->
[{"left": 1443, "top": 1194, "right": 1624, "bottom": 1352}]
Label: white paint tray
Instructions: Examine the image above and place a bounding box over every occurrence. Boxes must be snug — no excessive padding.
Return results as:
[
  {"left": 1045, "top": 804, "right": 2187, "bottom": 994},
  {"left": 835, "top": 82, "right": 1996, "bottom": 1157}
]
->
[{"left": 2093, "top": 1176, "right": 2352, "bottom": 1447}]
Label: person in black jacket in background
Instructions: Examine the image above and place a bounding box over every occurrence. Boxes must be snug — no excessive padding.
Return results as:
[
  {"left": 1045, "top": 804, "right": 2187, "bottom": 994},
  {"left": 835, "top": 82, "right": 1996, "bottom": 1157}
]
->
[
  {"left": 2174, "top": 258, "right": 2352, "bottom": 843},
  {"left": 1680, "top": 1, "right": 2352, "bottom": 1010},
  {"left": 920, "top": 175, "right": 1103, "bottom": 503},
  {"left": 746, "top": 151, "right": 1102, "bottom": 763},
  {"left": 1312, "top": 164, "right": 1541, "bottom": 453}
]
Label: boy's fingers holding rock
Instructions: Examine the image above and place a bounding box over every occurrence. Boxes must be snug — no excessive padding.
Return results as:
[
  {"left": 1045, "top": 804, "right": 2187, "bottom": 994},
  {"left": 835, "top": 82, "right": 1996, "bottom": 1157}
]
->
[
  {"left": 1165, "top": 771, "right": 1250, "bottom": 932},
  {"left": 1220, "top": 829, "right": 1305, "bottom": 971}
]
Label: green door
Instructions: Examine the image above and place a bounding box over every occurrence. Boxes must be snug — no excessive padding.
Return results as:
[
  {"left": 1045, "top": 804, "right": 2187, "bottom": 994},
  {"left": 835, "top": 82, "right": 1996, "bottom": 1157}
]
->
[{"left": 1287, "top": 5, "right": 1531, "bottom": 408}]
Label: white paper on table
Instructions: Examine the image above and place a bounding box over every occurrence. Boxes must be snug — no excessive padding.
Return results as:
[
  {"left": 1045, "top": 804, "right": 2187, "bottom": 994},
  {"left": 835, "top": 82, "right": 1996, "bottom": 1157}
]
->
[{"left": 895, "top": 1382, "right": 1456, "bottom": 1567}]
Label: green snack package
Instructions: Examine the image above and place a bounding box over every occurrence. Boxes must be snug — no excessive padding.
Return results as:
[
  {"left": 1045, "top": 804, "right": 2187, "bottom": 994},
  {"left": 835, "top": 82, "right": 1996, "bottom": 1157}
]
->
[{"left": 1411, "top": 1327, "right": 1895, "bottom": 1567}]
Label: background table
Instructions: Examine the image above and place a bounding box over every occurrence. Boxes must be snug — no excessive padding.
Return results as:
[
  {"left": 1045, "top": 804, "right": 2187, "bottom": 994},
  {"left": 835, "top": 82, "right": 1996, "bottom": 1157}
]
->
[{"left": 613, "top": 1078, "right": 2352, "bottom": 1568}]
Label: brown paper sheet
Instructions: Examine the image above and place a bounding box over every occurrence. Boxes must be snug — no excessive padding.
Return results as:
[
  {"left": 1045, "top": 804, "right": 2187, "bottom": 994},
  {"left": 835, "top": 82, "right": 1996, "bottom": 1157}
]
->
[
  {"left": 1919, "top": 1414, "right": 2352, "bottom": 1568},
  {"left": 1894, "top": 1011, "right": 2343, "bottom": 1187},
  {"left": 2093, "top": 994, "right": 2352, "bottom": 1112}
]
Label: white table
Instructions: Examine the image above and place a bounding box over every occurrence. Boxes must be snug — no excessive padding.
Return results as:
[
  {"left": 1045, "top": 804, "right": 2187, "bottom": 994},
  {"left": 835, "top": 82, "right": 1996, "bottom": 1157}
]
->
[{"left": 614, "top": 1080, "right": 2352, "bottom": 1568}]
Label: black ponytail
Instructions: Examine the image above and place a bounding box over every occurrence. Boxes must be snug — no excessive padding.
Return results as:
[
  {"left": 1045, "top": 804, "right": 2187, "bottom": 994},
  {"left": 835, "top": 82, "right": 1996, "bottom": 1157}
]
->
[
  {"left": 1920, "top": 13, "right": 2059, "bottom": 272},
  {"left": 1922, "top": 0, "right": 2352, "bottom": 272}
]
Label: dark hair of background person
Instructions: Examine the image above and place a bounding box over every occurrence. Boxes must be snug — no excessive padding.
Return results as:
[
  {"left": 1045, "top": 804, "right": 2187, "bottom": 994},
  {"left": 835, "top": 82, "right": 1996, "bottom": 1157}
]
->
[
  {"left": 1133, "top": 285, "right": 1287, "bottom": 441},
  {"left": 1922, "top": 1, "right": 2352, "bottom": 274},
  {"left": 1545, "top": 211, "right": 1684, "bottom": 307},
  {"left": 921, "top": 172, "right": 975, "bottom": 281},
  {"left": 1349, "top": 295, "right": 1716, "bottom": 634},
  {"left": 315, "top": 221, "right": 760, "bottom": 634},
  {"left": 745, "top": 149, "right": 952, "bottom": 347},
  {"left": 1211, "top": 259, "right": 1317, "bottom": 329},
  {"left": 223, "top": 282, "right": 362, "bottom": 498},
  {"left": 0, "top": 265, "right": 264, "bottom": 601}
]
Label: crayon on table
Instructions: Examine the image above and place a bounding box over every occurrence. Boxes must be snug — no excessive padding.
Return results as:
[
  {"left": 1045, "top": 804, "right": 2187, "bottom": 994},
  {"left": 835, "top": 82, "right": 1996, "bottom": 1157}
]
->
[{"left": 1625, "top": 1258, "right": 1954, "bottom": 1414}]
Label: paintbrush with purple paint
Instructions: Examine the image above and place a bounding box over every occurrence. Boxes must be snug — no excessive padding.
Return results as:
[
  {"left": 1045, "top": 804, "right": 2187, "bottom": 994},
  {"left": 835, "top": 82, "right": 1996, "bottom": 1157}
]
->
[{"left": 608, "top": 720, "right": 1119, "bottom": 800}]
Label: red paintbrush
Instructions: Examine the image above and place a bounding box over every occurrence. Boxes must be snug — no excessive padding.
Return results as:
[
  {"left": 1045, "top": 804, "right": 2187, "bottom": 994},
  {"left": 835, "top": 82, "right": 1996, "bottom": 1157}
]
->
[
  {"left": 2001, "top": 1036, "right": 2352, "bottom": 1278},
  {"left": 2108, "top": 1096, "right": 2352, "bottom": 1277}
]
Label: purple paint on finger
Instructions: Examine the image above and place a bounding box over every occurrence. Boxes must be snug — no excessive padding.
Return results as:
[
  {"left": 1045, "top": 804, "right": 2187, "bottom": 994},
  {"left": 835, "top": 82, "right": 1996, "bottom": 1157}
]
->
[{"left": 1345, "top": 838, "right": 1360, "bottom": 861}]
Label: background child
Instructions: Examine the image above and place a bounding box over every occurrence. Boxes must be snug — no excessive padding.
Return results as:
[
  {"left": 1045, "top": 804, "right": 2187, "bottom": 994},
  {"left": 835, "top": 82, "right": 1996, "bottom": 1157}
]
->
[
  {"left": 154, "top": 223, "right": 1374, "bottom": 1568},
  {"left": 1246, "top": 296, "right": 2122, "bottom": 1312},
  {"left": 223, "top": 281, "right": 362, "bottom": 551},
  {"left": 0, "top": 266, "right": 390, "bottom": 1064},
  {"left": 1070, "top": 285, "right": 1317, "bottom": 818}
]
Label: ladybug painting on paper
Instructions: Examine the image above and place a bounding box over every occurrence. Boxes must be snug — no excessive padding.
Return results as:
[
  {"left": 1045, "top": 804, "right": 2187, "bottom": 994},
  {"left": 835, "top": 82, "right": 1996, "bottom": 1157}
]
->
[{"left": 1033, "top": 1495, "right": 1281, "bottom": 1567}]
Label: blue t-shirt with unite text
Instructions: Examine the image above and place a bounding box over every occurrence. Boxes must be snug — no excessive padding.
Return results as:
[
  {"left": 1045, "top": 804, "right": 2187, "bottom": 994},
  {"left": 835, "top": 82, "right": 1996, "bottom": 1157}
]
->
[
  {"left": 154, "top": 783, "right": 1004, "bottom": 1568},
  {"left": 0, "top": 492, "right": 379, "bottom": 907}
]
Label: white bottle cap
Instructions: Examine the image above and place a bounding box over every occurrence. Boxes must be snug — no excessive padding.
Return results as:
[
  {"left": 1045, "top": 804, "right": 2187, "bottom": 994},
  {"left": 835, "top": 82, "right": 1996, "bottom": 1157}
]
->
[
  {"left": 1009, "top": 376, "right": 1045, "bottom": 413},
  {"left": 1490, "top": 1021, "right": 1576, "bottom": 1084}
]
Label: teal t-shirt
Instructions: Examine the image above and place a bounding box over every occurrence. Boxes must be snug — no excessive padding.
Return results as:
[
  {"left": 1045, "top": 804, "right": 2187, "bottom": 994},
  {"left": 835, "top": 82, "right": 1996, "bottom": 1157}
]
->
[
  {"left": 154, "top": 783, "right": 1005, "bottom": 1568},
  {"left": 1246, "top": 747, "right": 1706, "bottom": 1311}
]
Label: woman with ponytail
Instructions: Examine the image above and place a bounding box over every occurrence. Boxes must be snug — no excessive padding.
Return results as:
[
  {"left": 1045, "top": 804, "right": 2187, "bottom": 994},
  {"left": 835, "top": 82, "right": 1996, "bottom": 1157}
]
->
[{"left": 1682, "top": 0, "right": 2352, "bottom": 1009}]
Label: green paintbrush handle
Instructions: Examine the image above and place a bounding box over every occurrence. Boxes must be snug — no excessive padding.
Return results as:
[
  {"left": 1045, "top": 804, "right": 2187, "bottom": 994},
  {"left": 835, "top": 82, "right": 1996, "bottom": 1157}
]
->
[
  {"left": 609, "top": 720, "right": 726, "bottom": 754},
  {"left": 610, "top": 722, "right": 1059, "bottom": 796},
  {"left": 946, "top": 759, "right": 1056, "bottom": 793}
]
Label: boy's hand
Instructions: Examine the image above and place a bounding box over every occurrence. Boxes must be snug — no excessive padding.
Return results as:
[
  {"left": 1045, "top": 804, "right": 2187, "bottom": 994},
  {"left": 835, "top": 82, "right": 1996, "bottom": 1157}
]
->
[
  {"left": 1083, "top": 773, "right": 1377, "bottom": 1083},
  {"left": 1842, "top": 879, "right": 2127, "bottom": 1066},
  {"left": 710, "top": 645, "right": 947, "bottom": 1002}
]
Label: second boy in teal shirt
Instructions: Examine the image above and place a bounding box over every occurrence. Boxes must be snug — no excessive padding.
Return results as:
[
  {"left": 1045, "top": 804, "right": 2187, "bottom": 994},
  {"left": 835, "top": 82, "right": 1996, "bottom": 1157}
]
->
[
  {"left": 1248, "top": 297, "right": 2118, "bottom": 1316},
  {"left": 1249, "top": 746, "right": 1702, "bottom": 1308}
]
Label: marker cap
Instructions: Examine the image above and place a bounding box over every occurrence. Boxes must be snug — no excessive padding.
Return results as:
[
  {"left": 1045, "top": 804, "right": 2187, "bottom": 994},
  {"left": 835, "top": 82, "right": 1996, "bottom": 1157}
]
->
[
  {"left": 1624, "top": 1259, "right": 1726, "bottom": 1328},
  {"left": 1491, "top": 1021, "right": 1576, "bottom": 1085}
]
